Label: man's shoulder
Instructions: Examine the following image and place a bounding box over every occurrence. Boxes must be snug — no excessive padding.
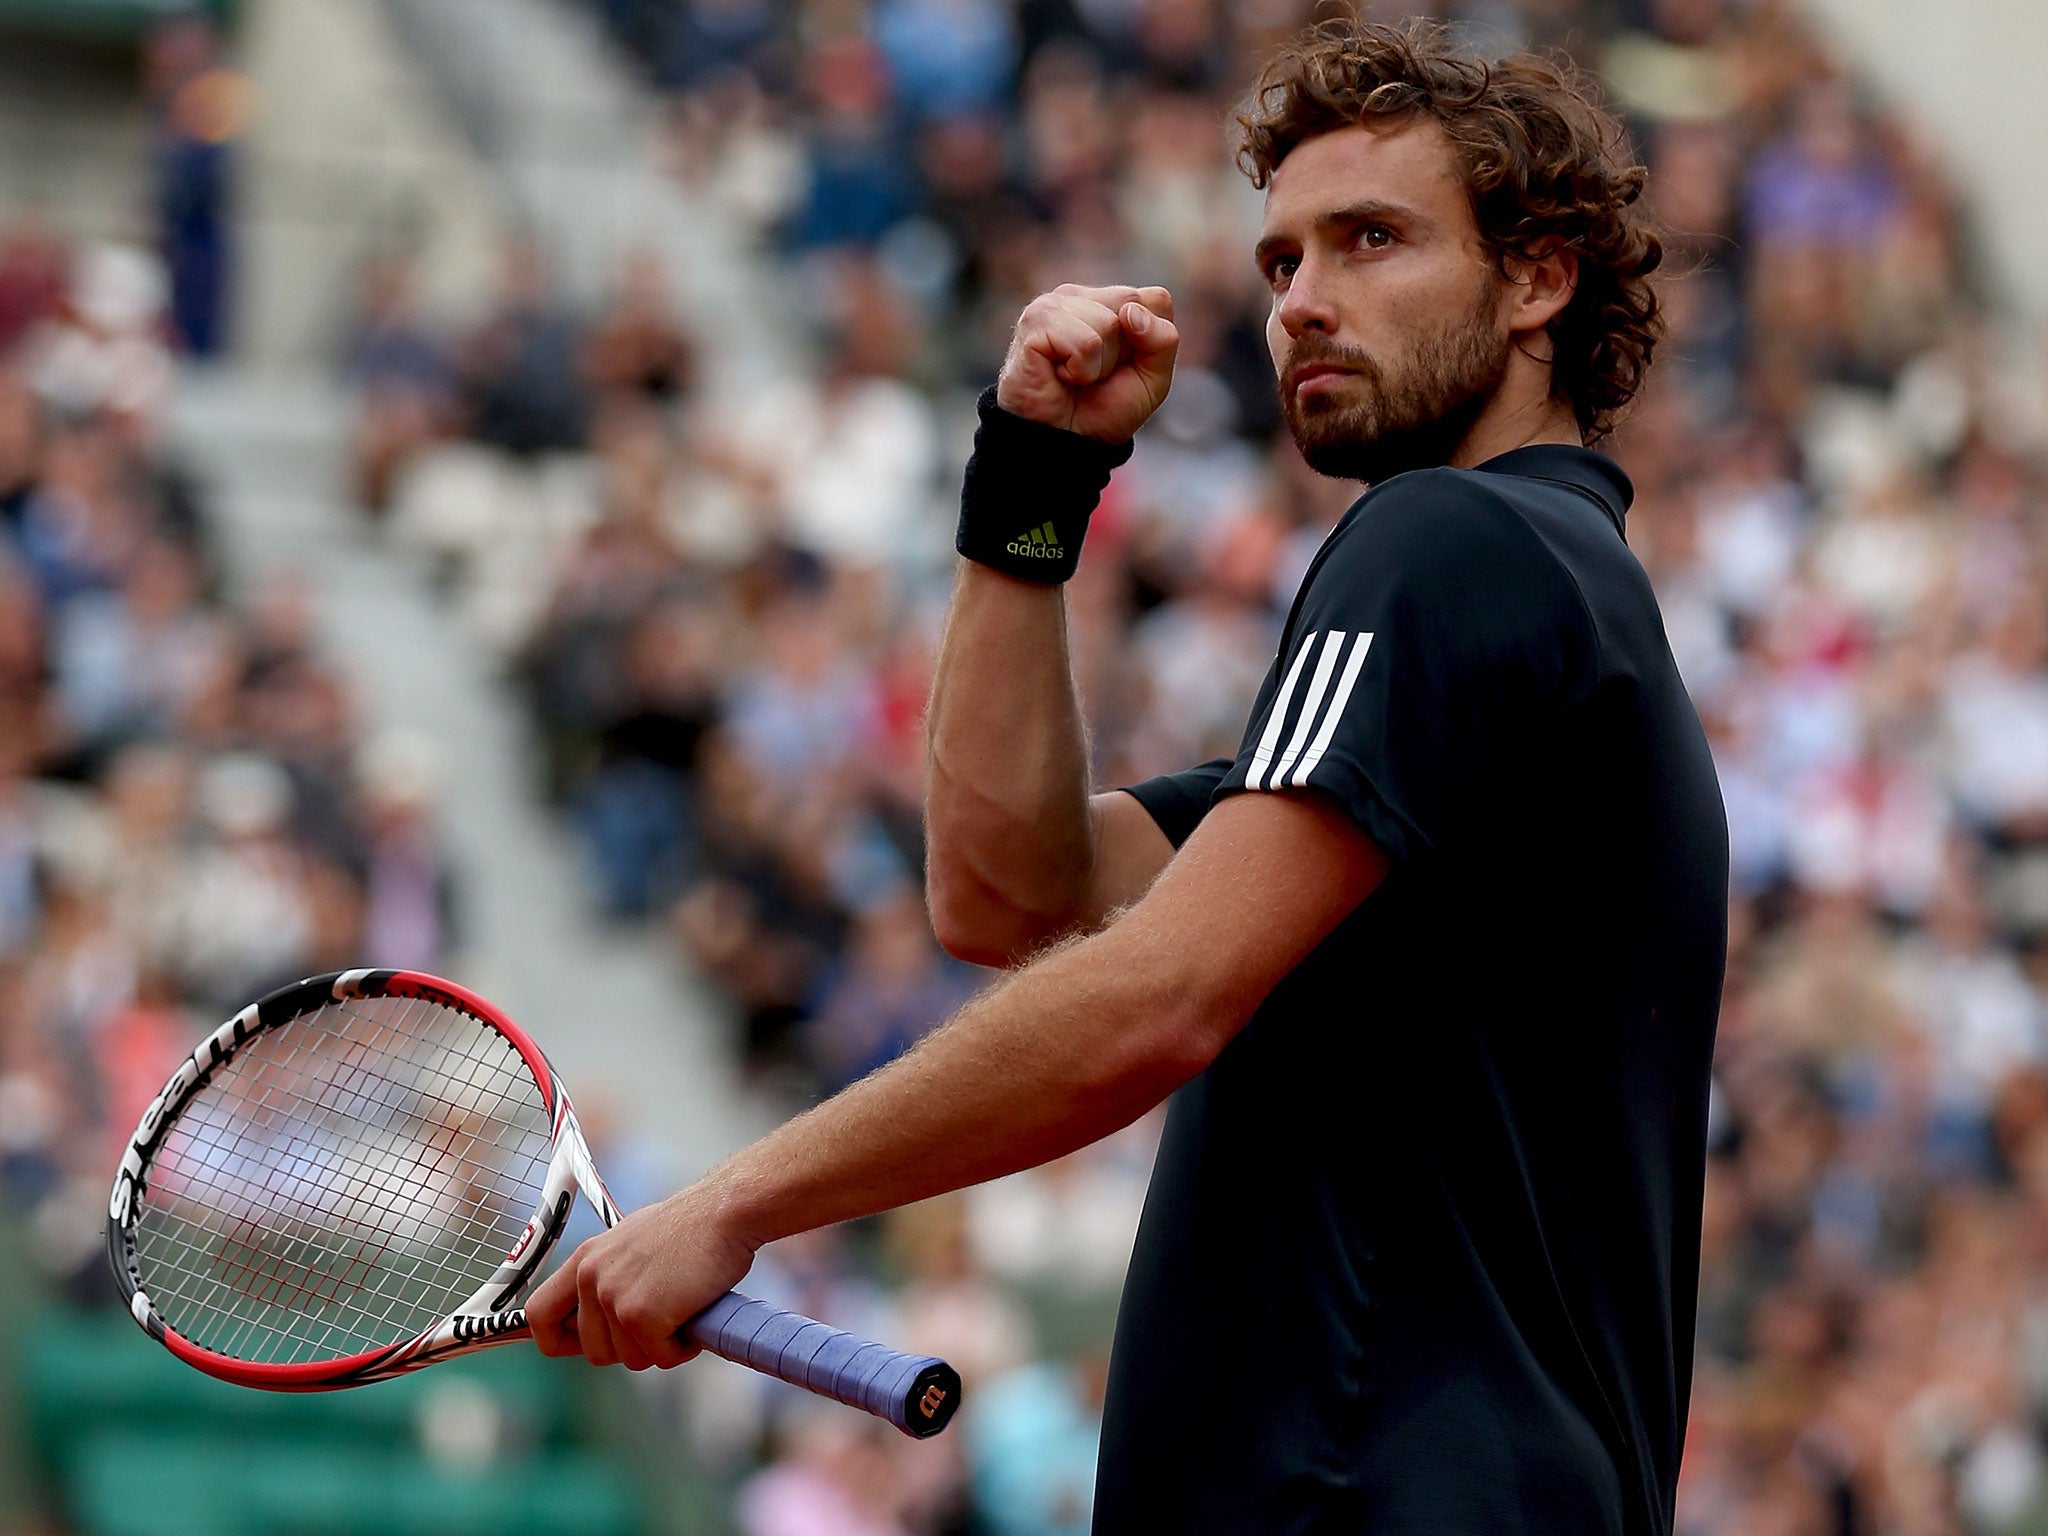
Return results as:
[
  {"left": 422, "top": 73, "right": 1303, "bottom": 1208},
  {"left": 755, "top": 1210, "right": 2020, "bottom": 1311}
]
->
[{"left": 1312, "top": 465, "right": 1577, "bottom": 595}]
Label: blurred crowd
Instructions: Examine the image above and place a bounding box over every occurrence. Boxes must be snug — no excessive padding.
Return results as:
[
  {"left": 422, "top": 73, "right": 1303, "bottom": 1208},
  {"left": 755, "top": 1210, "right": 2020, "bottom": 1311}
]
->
[
  {"left": 8, "top": 0, "right": 2048, "bottom": 1530},
  {"left": 341, "top": 0, "right": 2048, "bottom": 1530},
  {"left": 0, "top": 219, "right": 459, "bottom": 1302}
]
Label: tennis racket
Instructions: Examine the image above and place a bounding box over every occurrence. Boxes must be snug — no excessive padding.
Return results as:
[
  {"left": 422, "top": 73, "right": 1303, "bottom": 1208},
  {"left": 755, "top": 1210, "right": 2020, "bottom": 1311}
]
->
[{"left": 105, "top": 968, "right": 962, "bottom": 1438}]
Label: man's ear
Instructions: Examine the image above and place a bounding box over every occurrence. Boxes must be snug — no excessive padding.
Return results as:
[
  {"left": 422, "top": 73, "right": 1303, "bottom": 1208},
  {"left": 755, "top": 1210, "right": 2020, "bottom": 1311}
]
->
[{"left": 1506, "top": 243, "right": 1578, "bottom": 338}]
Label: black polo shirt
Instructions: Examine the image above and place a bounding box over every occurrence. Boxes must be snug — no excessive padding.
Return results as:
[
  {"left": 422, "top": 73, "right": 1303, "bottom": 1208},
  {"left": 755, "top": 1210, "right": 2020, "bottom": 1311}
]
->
[{"left": 1096, "top": 446, "right": 1728, "bottom": 1536}]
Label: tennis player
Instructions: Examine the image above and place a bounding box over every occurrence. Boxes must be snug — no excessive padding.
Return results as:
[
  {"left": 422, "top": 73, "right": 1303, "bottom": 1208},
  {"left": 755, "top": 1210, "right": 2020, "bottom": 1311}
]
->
[{"left": 532, "top": 19, "right": 1728, "bottom": 1534}]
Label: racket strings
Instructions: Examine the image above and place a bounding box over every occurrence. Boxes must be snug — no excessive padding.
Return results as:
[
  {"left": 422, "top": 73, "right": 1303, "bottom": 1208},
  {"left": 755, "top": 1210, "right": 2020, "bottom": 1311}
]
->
[
  {"left": 130, "top": 993, "right": 555, "bottom": 1365},
  {"left": 140, "top": 997, "right": 547, "bottom": 1363}
]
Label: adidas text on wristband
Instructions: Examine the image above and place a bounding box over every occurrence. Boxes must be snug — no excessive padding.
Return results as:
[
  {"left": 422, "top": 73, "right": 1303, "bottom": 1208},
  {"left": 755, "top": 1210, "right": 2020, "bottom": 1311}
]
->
[
  {"left": 956, "top": 386, "right": 1134, "bottom": 585},
  {"left": 1007, "top": 519, "right": 1068, "bottom": 563}
]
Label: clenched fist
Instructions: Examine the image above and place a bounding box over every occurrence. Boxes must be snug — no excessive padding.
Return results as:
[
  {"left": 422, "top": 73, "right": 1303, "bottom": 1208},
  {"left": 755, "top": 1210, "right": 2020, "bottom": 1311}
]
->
[{"left": 997, "top": 284, "right": 1179, "bottom": 443}]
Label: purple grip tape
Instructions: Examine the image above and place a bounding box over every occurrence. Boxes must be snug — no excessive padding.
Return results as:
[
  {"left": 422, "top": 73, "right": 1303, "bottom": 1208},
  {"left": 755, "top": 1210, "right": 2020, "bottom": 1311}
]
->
[{"left": 685, "top": 1291, "right": 962, "bottom": 1438}]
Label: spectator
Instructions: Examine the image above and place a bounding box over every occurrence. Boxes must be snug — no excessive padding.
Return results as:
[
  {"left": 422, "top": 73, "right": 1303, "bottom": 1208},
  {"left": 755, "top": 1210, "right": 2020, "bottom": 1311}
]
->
[
  {"left": 785, "top": 39, "right": 920, "bottom": 251},
  {"left": 581, "top": 248, "right": 699, "bottom": 405},
  {"left": 874, "top": 0, "right": 1016, "bottom": 123},
  {"left": 967, "top": 1356, "right": 1105, "bottom": 1536},
  {"left": 146, "top": 17, "right": 245, "bottom": 357},
  {"left": 576, "top": 596, "right": 723, "bottom": 917},
  {"left": 0, "top": 215, "right": 68, "bottom": 356},
  {"left": 651, "top": 0, "right": 782, "bottom": 91},
  {"left": 685, "top": 257, "right": 941, "bottom": 567},
  {"left": 722, "top": 585, "right": 879, "bottom": 787},
  {"left": 343, "top": 253, "right": 456, "bottom": 514},
  {"left": 802, "top": 887, "right": 978, "bottom": 1093},
  {"left": 736, "top": 1408, "right": 916, "bottom": 1536},
  {"left": 355, "top": 730, "right": 459, "bottom": 974},
  {"left": 459, "top": 236, "right": 592, "bottom": 456}
]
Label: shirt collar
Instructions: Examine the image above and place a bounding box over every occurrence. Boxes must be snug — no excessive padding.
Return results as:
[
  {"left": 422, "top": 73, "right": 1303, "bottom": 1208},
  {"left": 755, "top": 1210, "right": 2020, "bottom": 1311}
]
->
[{"left": 1472, "top": 444, "right": 1634, "bottom": 537}]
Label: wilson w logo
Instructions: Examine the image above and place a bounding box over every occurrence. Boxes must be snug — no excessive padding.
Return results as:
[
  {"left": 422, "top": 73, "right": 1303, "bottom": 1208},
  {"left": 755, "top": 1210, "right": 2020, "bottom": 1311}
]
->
[{"left": 1245, "top": 630, "right": 1374, "bottom": 790}]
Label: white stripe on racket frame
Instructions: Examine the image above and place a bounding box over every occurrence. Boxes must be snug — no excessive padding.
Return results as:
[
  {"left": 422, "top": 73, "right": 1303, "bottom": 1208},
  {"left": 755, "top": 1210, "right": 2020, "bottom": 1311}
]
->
[{"left": 328, "top": 1085, "right": 623, "bottom": 1381}]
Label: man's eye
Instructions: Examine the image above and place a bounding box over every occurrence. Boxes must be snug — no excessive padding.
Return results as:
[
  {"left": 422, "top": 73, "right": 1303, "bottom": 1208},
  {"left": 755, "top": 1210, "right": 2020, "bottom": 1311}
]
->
[
  {"left": 1270, "top": 256, "right": 1298, "bottom": 284},
  {"left": 1358, "top": 226, "right": 1395, "bottom": 250}
]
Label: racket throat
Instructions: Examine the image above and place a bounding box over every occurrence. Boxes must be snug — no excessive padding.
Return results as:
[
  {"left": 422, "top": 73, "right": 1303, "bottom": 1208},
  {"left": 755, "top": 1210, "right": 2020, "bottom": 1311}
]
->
[{"left": 489, "top": 1186, "right": 576, "bottom": 1313}]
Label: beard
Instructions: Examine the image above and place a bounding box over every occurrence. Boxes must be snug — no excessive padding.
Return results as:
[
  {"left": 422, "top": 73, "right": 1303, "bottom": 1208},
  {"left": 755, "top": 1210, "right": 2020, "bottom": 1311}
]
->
[{"left": 1278, "top": 277, "right": 1512, "bottom": 485}]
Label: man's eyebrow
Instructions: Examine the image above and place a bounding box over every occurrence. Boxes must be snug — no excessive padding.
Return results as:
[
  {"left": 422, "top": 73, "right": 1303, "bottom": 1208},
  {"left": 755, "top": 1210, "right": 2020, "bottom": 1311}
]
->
[
  {"left": 1251, "top": 229, "right": 1292, "bottom": 274},
  {"left": 1253, "top": 199, "right": 1427, "bottom": 272},
  {"left": 1321, "top": 199, "right": 1426, "bottom": 232}
]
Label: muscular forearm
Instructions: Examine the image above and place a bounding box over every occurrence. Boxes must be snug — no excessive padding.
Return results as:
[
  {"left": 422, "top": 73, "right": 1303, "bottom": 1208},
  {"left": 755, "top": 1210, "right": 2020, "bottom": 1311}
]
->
[
  {"left": 923, "top": 561, "right": 1098, "bottom": 952},
  {"left": 527, "top": 898, "right": 1218, "bottom": 1369},
  {"left": 526, "top": 789, "right": 1382, "bottom": 1372},
  {"left": 923, "top": 285, "right": 1177, "bottom": 963},
  {"left": 704, "top": 917, "right": 1207, "bottom": 1251}
]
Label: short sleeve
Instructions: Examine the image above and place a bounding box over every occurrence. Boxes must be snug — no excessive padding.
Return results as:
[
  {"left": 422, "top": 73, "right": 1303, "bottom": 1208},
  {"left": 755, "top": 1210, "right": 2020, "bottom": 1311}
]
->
[
  {"left": 1118, "top": 758, "right": 1232, "bottom": 849},
  {"left": 1212, "top": 472, "right": 1598, "bottom": 871}
]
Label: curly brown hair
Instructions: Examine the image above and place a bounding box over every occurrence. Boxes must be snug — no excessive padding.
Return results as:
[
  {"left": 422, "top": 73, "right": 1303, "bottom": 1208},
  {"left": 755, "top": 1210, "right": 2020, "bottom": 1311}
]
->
[{"left": 1235, "top": 18, "right": 1664, "bottom": 443}]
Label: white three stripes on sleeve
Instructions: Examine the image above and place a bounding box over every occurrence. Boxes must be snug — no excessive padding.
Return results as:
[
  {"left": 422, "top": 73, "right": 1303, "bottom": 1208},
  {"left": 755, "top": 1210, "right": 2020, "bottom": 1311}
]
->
[
  {"left": 1244, "top": 630, "right": 1375, "bottom": 791},
  {"left": 1244, "top": 637, "right": 1316, "bottom": 789}
]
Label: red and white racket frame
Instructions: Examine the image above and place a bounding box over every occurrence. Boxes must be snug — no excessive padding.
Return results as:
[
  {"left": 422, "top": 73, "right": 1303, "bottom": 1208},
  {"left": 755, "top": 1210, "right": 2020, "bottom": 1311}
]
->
[
  {"left": 110, "top": 966, "right": 966, "bottom": 1441},
  {"left": 108, "top": 968, "right": 963, "bottom": 1437},
  {"left": 107, "top": 968, "right": 613, "bottom": 1391}
]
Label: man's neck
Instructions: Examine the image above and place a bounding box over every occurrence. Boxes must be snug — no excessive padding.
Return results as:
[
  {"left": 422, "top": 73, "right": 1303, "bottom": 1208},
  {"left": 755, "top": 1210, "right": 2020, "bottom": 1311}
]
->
[{"left": 1446, "top": 370, "right": 1583, "bottom": 469}]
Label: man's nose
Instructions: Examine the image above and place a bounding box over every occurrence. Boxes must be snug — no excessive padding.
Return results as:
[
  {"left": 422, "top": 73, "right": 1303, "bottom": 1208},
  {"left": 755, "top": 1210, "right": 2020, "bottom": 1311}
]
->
[{"left": 1276, "top": 253, "right": 1338, "bottom": 339}]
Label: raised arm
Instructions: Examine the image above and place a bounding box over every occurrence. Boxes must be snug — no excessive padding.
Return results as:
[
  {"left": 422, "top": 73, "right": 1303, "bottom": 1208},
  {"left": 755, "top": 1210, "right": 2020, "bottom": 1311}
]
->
[
  {"left": 924, "top": 282, "right": 1181, "bottom": 967},
  {"left": 923, "top": 568, "right": 1176, "bottom": 965}
]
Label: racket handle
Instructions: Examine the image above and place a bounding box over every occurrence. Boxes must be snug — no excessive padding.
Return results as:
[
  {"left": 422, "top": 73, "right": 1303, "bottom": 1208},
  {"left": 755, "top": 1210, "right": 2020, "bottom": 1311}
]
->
[{"left": 684, "top": 1291, "right": 961, "bottom": 1438}]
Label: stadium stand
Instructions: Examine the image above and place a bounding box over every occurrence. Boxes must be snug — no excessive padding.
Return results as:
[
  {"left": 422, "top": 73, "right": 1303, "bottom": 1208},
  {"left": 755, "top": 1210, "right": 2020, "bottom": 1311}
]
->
[
  {"left": 0, "top": 22, "right": 673, "bottom": 1532},
  {"left": 7, "top": 0, "right": 2048, "bottom": 1533}
]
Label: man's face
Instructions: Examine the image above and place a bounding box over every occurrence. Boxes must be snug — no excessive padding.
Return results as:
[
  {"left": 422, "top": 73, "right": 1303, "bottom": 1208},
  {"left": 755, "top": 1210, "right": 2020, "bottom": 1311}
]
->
[{"left": 1256, "top": 119, "right": 1514, "bottom": 483}]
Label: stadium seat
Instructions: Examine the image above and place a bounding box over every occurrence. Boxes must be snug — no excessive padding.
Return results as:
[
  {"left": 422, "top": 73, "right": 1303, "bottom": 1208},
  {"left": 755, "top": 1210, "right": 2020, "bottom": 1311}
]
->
[
  {"left": 20, "top": 1308, "right": 639, "bottom": 1536},
  {"left": 22, "top": 1308, "right": 575, "bottom": 1464},
  {"left": 63, "top": 1431, "right": 639, "bottom": 1536}
]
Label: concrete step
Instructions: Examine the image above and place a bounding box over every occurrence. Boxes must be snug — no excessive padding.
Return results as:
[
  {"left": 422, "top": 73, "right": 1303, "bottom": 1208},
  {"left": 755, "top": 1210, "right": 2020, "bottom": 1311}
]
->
[
  {"left": 169, "top": 365, "right": 771, "bottom": 1179},
  {"left": 377, "top": 0, "right": 794, "bottom": 394},
  {"left": 0, "top": 33, "right": 151, "bottom": 243}
]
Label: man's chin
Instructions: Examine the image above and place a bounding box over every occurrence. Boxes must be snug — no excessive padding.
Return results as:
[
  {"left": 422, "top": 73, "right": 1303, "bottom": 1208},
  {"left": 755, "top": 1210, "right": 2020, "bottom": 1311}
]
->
[
  {"left": 1286, "top": 403, "right": 1370, "bottom": 480},
  {"left": 1292, "top": 421, "right": 1417, "bottom": 485},
  {"left": 1287, "top": 401, "right": 1484, "bottom": 486},
  {"left": 1292, "top": 439, "right": 1361, "bottom": 481}
]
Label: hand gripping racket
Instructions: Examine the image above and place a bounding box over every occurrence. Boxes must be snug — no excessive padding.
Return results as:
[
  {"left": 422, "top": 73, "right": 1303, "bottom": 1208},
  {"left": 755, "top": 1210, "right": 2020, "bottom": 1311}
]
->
[{"left": 106, "top": 969, "right": 962, "bottom": 1437}]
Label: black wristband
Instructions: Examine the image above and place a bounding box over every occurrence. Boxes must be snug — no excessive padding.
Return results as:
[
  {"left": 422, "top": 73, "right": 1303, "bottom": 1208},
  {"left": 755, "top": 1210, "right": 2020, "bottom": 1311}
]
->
[{"left": 956, "top": 386, "right": 1134, "bottom": 584}]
